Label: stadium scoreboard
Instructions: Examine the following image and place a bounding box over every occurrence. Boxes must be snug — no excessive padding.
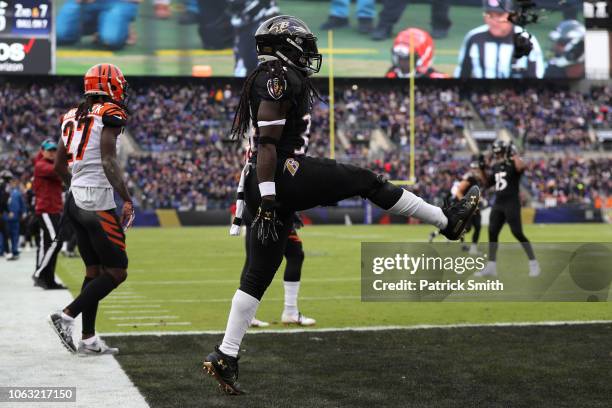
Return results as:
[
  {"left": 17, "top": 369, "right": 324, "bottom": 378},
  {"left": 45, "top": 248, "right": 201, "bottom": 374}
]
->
[{"left": 0, "top": 0, "right": 53, "bottom": 74}]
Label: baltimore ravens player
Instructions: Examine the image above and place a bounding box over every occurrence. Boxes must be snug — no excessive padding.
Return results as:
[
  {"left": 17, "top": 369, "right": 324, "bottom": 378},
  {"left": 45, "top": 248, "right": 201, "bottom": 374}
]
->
[
  {"left": 202, "top": 15, "right": 480, "bottom": 395},
  {"left": 475, "top": 140, "right": 540, "bottom": 278},
  {"left": 48, "top": 63, "right": 135, "bottom": 356}
]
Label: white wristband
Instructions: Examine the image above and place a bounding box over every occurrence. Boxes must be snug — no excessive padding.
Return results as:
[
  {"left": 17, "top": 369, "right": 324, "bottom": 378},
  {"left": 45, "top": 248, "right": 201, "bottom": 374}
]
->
[
  {"left": 257, "top": 119, "right": 286, "bottom": 127},
  {"left": 259, "top": 182, "right": 276, "bottom": 196}
]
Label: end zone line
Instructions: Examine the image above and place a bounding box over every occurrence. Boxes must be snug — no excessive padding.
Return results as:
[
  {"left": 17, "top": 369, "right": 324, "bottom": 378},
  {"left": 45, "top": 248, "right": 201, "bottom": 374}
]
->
[{"left": 100, "top": 320, "right": 612, "bottom": 337}]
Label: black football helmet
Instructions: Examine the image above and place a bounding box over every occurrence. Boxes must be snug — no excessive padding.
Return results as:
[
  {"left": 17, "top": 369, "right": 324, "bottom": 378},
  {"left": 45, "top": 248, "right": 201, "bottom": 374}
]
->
[
  {"left": 492, "top": 139, "right": 510, "bottom": 156},
  {"left": 548, "top": 20, "right": 585, "bottom": 67},
  {"left": 255, "top": 15, "right": 322, "bottom": 76}
]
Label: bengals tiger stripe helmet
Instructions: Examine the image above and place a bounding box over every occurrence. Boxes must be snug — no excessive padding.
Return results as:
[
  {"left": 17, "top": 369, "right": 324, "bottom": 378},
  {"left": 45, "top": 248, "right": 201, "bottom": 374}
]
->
[
  {"left": 83, "top": 63, "right": 129, "bottom": 103},
  {"left": 392, "top": 28, "right": 434, "bottom": 76}
]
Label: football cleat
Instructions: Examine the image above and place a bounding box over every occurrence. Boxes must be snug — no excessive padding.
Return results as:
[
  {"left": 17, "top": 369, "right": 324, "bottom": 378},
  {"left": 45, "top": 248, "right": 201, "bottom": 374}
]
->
[
  {"left": 203, "top": 346, "right": 243, "bottom": 395},
  {"left": 281, "top": 312, "right": 316, "bottom": 326},
  {"left": 250, "top": 317, "right": 270, "bottom": 328},
  {"left": 440, "top": 186, "right": 480, "bottom": 241},
  {"left": 529, "top": 259, "right": 541, "bottom": 278},
  {"left": 77, "top": 337, "right": 119, "bottom": 356},
  {"left": 474, "top": 262, "right": 497, "bottom": 278},
  {"left": 48, "top": 312, "right": 76, "bottom": 353}
]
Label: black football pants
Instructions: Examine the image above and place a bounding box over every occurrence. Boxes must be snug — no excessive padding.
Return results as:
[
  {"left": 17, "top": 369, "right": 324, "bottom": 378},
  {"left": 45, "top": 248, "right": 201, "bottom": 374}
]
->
[
  {"left": 34, "top": 213, "right": 62, "bottom": 286},
  {"left": 488, "top": 202, "right": 535, "bottom": 262},
  {"left": 240, "top": 155, "right": 402, "bottom": 300},
  {"left": 240, "top": 224, "right": 304, "bottom": 287}
]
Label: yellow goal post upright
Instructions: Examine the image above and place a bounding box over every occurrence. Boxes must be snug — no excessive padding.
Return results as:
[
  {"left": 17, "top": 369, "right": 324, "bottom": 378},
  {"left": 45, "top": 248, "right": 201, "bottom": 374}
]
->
[
  {"left": 390, "top": 29, "right": 416, "bottom": 186},
  {"left": 326, "top": 30, "right": 415, "bottom": 186}
]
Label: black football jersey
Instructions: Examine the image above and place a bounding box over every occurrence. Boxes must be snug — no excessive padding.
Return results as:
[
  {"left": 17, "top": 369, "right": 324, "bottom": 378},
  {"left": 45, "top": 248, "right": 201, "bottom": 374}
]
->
[
  {"left": 489, "top": 160, "right": 522, "bottom": 205},
  {"left": 249, "top": 64, "right": 311, "bottom": 156}
]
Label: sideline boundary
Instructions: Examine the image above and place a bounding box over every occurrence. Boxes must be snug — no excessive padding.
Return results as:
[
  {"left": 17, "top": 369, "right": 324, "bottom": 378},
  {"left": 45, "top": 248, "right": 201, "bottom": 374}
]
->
[{"left": 101, "top": 319, "right": 612, "bottom": 337}]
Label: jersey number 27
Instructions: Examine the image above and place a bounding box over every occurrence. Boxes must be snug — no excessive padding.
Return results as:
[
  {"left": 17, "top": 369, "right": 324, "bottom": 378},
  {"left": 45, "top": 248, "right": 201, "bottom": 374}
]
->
[{"left": 62, "top": 116, "right": 94, "bottom": 163}]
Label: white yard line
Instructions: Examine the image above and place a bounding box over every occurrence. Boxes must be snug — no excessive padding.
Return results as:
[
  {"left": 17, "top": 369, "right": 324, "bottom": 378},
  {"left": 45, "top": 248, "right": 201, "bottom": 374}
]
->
[
  {"left": 101, "top": 320, "right": 612, "bottom": 337},
  {"left": 103, "top": 310, "right": 170, "bottom": 314},
  {"left": 98, "top": 302, "right": 161, "bottom": 310},
  {"left": 109, "top": 315, "right": 179, "bottom": 320},
  {"left": 127, "top": 277, "right": 362, "bottom": 285},
  {"left": 0, "top": 253, "right": 149, "bottom": 408},
  {"left": 115, "top": 322, "right": 192, "bottom": 327}
]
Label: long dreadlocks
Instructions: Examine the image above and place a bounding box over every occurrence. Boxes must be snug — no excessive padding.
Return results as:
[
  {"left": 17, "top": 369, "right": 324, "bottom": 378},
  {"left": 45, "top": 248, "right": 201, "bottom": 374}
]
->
[
  {"left": 229, "top": 59, "right": 322, "bottom": 140},
  {"left": 75, "top": 95, "right": 130, "bottom": 121}
]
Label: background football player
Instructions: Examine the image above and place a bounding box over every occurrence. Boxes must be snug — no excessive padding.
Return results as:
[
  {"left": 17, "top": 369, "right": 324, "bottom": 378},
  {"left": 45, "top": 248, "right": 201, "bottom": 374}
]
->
[
  {"left": 544, "top": 20, "right": 585, "bottom": 79},
  {"left": 386, "top": 28, "right": 448, "bottom": 79},
  {"left": 428, "top": 156, "right": 486, "bottom": 254},
  {"left": 202, "top": 15, "right": 480, "bottom": 395},
  {"left": 48, "top": 63, "right": 135, "bottom": 356},
  {"left": 228, "top": 0, "right": 279, "bottom": 77},
  {"left": 475, "top": 140, "right": 540, "bottom": 278}
]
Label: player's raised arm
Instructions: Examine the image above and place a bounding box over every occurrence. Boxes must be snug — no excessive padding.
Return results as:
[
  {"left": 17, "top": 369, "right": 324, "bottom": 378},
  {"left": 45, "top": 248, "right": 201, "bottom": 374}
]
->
[
  {"left": 508, "top": 145, "right": 526, "bottom": 173},
  {"left": 100, "top": 126, "right": 134, "bottom": 230}
]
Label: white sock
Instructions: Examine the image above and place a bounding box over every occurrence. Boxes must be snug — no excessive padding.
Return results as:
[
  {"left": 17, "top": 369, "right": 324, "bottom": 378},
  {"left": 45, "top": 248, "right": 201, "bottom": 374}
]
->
[
  {"left": 488, "top": 261, "right": 497, "bottom": 269},
  {"left": 388, "top": 190, "right": 447, "bottom": 229},
  {"left": 219, "top": 290, "right": 260, "bottom": 357},
  {"left": 82, "top": 335, "right": 97, "bottom": 345},
  {"left": 61, "top": 312, "right": 75, "bottom": 322},
  {"left": 283, "top": 281, "right": 300, "bottom": 317}
]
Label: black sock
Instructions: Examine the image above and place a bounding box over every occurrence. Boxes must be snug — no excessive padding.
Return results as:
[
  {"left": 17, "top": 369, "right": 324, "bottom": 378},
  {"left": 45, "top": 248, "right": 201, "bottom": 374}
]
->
[
  {"left": 81, "top": 277, "right": 98, "bottom": 336},
  {"left": 66, "top": 274, "right": 117, "bottom": 318},
  {"left": 521, "top": 241, "right": 536, "bottom": 260}
]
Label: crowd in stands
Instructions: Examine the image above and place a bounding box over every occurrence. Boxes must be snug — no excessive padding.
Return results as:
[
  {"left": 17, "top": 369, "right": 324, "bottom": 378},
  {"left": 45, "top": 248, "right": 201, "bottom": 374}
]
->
[
  {"left": 126, "top": 144, "right": 243, "bottom": 210},
  {"left": 2, "top": 79, "right": 611, "bottom": 210},
  {"left": 470, "top": 87, "right": 601, "bottom": 149},
  {"left": 0, "top": 82, "right": 76, "bottom": 152},
  {"left": 527, "top": 156, "right": 611, "bottom": 208}
]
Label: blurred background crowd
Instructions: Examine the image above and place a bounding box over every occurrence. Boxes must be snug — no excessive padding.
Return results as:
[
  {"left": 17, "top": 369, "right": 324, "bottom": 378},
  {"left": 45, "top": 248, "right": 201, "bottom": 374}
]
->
[{"left": 1, "top": 79, "right": 610, "bottom": 223}]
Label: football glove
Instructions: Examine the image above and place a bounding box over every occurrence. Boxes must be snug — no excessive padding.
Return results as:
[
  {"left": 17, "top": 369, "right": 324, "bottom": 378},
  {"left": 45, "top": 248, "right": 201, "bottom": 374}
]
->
[
  {"left": 506, "top": 144, "right": 518, "bottom": 160},
  {"left": 121, "top": 201, "right": 135, "bottom": 231},
  {"left": 253, "top": 198, "right": 283, "bottom": 245}
]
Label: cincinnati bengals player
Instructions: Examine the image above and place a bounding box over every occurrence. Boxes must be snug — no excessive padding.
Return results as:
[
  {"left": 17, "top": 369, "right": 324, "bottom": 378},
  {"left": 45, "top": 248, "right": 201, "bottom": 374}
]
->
[
  {"left": 48, "top": 63, "right": 134, "bottom": 356},
  {"left": 386, "top": 28, "right": 449, "bottom": 79}
]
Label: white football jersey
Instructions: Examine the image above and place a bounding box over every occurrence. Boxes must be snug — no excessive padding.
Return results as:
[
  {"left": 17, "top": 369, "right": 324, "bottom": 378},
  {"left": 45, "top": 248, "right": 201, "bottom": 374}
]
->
[{"left": 60, "top": 102, "right": 127, "bottom": 189}]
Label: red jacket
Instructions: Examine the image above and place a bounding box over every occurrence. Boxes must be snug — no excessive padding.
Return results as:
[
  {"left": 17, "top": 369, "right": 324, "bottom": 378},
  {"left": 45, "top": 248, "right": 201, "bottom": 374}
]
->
[{"left": 33, "top": 152, "right": 63, "bottom": 214}]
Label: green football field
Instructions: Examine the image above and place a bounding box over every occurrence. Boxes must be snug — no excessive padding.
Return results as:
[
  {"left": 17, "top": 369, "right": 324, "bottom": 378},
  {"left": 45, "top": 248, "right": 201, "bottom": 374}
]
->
[
  {"left": 54, "top": 224, "right": 612, "bottom": 407},
  {"left": 56, "top": 224, "right": 612, "bottom": 334},
  {"left": 55, "top": 0, "right": 575, "bottom": 76}
]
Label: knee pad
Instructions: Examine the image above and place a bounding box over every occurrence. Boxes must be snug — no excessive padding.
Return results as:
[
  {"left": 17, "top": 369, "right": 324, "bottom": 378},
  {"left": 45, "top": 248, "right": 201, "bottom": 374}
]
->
[{"left": 239, "top": 268, "right": 274, "bottom": 301}]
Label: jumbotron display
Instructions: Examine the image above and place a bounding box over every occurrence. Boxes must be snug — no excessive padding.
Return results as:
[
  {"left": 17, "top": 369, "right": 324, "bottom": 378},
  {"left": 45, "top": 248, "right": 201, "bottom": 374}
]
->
[
  {"left": 51, "top": 0, "right": 590, "bottom": 78},
  {"left": 0, "top": 0, "right": 53, "bottom": 74}
]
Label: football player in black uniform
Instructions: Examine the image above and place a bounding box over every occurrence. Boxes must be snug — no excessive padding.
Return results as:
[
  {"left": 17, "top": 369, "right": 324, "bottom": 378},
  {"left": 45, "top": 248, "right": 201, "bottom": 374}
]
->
[
  {"left": 475, "top": 140, "right": 540, "bottom": 278},
  {"left": 458, "top": 158, "right": 486, "bottom": 254},
  {"left": 202, "top": 15, "right": 480, "bottom": 395}
]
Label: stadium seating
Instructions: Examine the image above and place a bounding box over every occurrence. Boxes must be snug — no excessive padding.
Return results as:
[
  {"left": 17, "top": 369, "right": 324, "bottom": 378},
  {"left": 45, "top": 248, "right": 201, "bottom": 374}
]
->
[{"left": 1, "top": 79, "right": 610, "bottom": 210}]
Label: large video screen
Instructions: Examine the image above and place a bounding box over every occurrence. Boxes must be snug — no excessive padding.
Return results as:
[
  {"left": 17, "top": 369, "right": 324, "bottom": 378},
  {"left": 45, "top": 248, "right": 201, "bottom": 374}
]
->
[{"left": 52, "top": 0, "right": 585, "bottom": 78}]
